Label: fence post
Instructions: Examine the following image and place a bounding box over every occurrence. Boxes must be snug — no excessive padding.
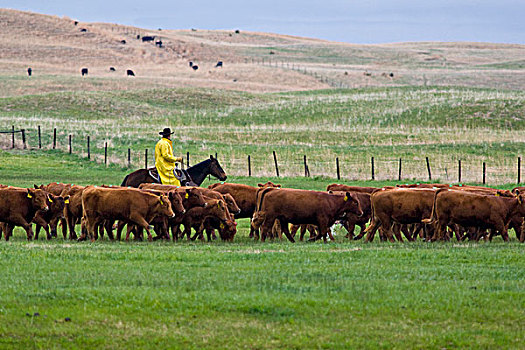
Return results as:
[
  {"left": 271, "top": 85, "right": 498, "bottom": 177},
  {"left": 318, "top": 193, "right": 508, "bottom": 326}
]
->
[
  {"left": 398, "top": 158, "right": 402, "bottom": 181},
  {"left": 21, "top": 129, "right": 26, "bottom": 149},
  {"left": 458, "top": 159, "right": 462, "bottom": 183},
  {"left": 11, "top": 125, "right": 14, "bottom": 148},
  {"left": 68, "top": 135, "right": 72, "bottom": 154},
  {"left": 273, "top": 151, "right": 280, "bottom": 177},
  {"left": 248, "top": 155, "right": 251, "bottom": 177},
  {"left": 371, "top": 157, "right": 375, "bottom": 180},
  {"left": 187, "top": 151, "right": 190, "bottom": 167},
  {"left": 426, "top": 157, "right": 432, "bottom": 181},
  {"left": 53, "top": 128, "right": 56, "bottom": 149},
  {"left": 128, "top": 148, "right": 131, "bottom": 167},
  {"left": 518, "top": 157, "right": 521, "bottom": 184},
  {"left": 104, "top": 142, "right": 108, "bottom": 165},
  {"left": 145, "top": 149, "right": 148, "bottom": 169},
  {"left": 483, "top": 162, "right": 486, "bottom": 184},
  {"left": 336, "top": 157, "right": 340, "bottom": 180},
  {"left": 38, "top": 126, "right": 41, "bottom": 149},
  {"left": 87, "top": 136, "right": 90, "bottom": 160},
  {"left": 304, "top": 155, "right": 309, "bottom": 177}
]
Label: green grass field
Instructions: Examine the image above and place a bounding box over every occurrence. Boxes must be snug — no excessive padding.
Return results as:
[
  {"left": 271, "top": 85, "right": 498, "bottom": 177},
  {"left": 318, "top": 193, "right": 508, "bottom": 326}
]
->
[{"left": 1, "top": 149, "right": 524, "bottom": 349}]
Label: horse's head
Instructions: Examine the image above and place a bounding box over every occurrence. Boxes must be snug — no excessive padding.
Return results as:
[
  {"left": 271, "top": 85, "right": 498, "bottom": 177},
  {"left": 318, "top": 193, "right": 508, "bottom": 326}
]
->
[{"left": 209, "top": 155, "right": 227, "bottom": 181}]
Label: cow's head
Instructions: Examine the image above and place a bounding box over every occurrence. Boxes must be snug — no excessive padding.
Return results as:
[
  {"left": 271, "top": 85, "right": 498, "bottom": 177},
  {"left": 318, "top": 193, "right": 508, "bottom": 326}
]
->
[
  {"left": 157, "top": 194, "right": 175, "bottom": 218},
  {"left": 28, "top": 188, "right": 49, "bottom": 212},
  {"left": 341, "top": 192, "right": 363, "bottom": 218},
  {"left": 168, "top": 191, "right": 185, "bottom": 215},
  {"left": 258, "top": 181, "right": 281, "bottom": 188},
  {"left": 183, "top": 188, "right": 207, "bottom": 209},
  {"left": 222, "top": 193, "right": 241, "bottom": 215}
]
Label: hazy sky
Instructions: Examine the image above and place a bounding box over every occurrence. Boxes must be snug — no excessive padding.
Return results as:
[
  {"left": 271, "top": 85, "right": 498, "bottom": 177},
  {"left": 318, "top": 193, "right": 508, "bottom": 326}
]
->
[{"left": 2, "top": 0, "right": 524, "bottom": 44}]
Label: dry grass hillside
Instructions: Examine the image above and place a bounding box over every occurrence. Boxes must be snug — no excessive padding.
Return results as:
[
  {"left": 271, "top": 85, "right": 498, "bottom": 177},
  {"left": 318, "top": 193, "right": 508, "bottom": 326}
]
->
[{"left": 1, "top": 8, "right": 524, "bottom": 96}]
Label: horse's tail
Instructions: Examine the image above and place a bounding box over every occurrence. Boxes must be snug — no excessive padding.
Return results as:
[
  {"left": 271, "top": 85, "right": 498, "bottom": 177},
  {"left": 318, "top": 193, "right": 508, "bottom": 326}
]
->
[{"left": 121, "top": 174, "right": 130, "bottom": 187}]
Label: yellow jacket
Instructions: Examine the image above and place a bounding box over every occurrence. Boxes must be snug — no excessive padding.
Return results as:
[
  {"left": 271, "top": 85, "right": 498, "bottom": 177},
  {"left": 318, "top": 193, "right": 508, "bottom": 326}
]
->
[{"left": 155, "top": 138, "right": 182, "bottom": 185}]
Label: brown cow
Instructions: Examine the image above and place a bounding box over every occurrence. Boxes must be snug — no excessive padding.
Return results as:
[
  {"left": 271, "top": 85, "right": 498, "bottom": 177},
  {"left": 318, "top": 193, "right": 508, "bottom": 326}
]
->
[
  {"left": 425, "top": 189, "right": 525, "bottom": 242},
  {"left": 253, "top": 188, "right": 362, "bottom": 242},
  {"left": 0, "top": 187, "right": 49, "bottom": 240},
  {"left": 364, "top": 188, "right": 436, "bottom": 242},
  {"left": 180, "top": 199, "right": 235, "bottom": 241},
  {"left": 34, "top": 194, "right": 70, "bottom": 240},
  {"left": 329, "top": 190, "right": 372, "bottom": 240},
  {"left": 81, "top": 186, "right": 175, "bottom": 242},
  {"left": 60, "top": 185, "right": 86, "bottom": 240},
  {"left": 207, "top": 182, "right": 280, "bottom": 238}
]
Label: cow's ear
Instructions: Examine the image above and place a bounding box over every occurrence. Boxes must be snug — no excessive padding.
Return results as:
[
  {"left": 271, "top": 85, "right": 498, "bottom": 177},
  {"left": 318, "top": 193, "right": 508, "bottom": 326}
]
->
[
  {"left": 27, "top": 189, "right": 34, "bottom": 198},
  {"left": 344, "top": 191, "right": 351, "bottom": 202},
  {"left": 47, "top": 194, "right": 54, "bottom": 203},
  {"left": 64, "top": 195, "right": 70, "bottom": 204},
  {"left": 217, "top": 200, "right": 223, "bottom": 209},
  {"left": 328, "top": 190, "right": 333, "bottom": 194},
  {"left": 210, "top": 155, "right": 214, "bottom": 159},
  {"left": 34, "top": 184, "right": 39, "bottom": 189},
  {"left": 257, "top": 183, "right": 263, "bottom": 187}
]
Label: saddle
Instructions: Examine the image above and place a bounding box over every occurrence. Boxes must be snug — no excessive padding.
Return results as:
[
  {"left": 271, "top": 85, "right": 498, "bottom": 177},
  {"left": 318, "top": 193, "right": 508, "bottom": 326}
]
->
[{"left": 148, "top": 167, "right": 193, "bottom": 185}]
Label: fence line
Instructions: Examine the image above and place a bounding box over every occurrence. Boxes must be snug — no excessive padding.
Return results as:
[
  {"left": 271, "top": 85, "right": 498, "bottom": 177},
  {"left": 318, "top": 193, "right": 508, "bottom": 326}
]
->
[{"left": 2, "top": 126, "right": 523, "bottom": 185}]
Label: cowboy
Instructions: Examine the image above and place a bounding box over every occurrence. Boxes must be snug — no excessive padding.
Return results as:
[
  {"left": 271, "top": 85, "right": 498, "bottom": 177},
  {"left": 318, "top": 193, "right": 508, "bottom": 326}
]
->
[{"left": 155, "top": 128, "right": 183, "bottom": 186}]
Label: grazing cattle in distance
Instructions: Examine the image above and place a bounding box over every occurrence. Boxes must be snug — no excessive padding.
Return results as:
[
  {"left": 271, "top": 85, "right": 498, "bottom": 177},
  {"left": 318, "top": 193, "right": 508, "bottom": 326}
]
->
[
  {"left": 189, "top": 61, "right": 193, "bottom": 67},
  {"left": 109, "top": 67, "right": 116, "bottom": 72},
  {"left": 74, "top": 21, "right": 78, "bottom": 26},
  {"left": 81, "top": 186, "right": 175, "bottom": 242},
  {"left": 0, "top": 187, "right": 49, "bottom": 240},
  {"left": 80, "top": 28, "right": 87, "bottom": 32},
  {"left": 141, "top": 36, "right": 155, "bottom": 42},
  {"left": 215, "top": 61, "right": 223, "bottom": 68},
  {"left": 192, "top": 65, "right": 198, "bottom": 71},
  {"left": 235, "top": 29, "right": 240, "bottom": 34},
  {"left": 127, "top": 69, "right": 135, "bottom": 76},
  {"left": 27, "top": 67, "right": 32, "bottom": 76},
  {"left": 136, "top": 35, "right": 140, "bottom": 39},
  {"left": 81, "top": 68, "right": 88, "bottom": 76},
  {"left": 155, "top": 40, "right": 163, "bottom": 48},
  {"left": 120, "top": 40, "right": 126, "bottom": 44},
  {"left": 390, "top": 72, "right": 394, "bottom": 77}
]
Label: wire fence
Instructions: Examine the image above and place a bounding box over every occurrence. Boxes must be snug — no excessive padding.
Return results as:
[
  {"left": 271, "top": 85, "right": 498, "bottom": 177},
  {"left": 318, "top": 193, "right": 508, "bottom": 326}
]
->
[{"left": 1, "top": 125, "right": 523, "bottom": 185}]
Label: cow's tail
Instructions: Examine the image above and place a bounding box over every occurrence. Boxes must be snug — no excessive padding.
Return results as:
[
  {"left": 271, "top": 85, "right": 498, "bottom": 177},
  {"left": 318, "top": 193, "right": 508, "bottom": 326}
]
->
[
  {"left": 363, "top": 200, "right": 379, "bottom": 235},
  {"left": 422, "top": 188, "right": 446, "bottom": 224},
  {"left": 255, "top": 187, "right": 275, "bottom": 213},
  {"left": 121, "top": 174, "right": 130, "bottom": 187}
]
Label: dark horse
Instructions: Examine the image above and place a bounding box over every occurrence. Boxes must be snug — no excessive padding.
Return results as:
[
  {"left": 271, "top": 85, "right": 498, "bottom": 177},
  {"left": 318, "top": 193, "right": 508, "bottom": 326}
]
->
[{"left": 121, "top": 155, "right": 227, "bottom": 187}]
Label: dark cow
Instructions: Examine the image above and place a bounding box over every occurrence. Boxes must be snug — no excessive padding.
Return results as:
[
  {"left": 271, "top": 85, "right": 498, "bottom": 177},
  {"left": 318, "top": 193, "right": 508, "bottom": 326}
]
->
[
  {"left": 141, "top": 36, "right": 155, "bottom": 42},
  {"left": 81, "top": 68, "right": 88, "bottom": 76},
  {"left": 109, "top": 67, "right": 116, "bottom": 72},
  {"left": 0, "top": 187, "right": 49, "bottom": 240},
  {"left": 81, "top": 186, "right": 174, "bottom": 242},
  {"left": 189, "top": 61, "right": 193, "bottom": 67},
  {"left": 425, "top": 189, "right": 525, "bottom": 242},
  {"left": 215, "top": 61, "right": 223, "bottom": 68},
  {"left": 155, "top": 40, "right": 163, "bottom": 48},
  {"left": 192, "top": 65, "right": 199, "bottom": 71},
  {"left": 253, "top": 188, "right": 362, "bottom": 242},
  {"left": 27, "top": 67, "right": 32, "bottom": 76},
  {"left": 127, "top": 69, "right": 135, "bottom": 76},
  {"left": 80, "top": 28, "right": 87, "bottom": 32},
  {"left": 120, "top": 40, "right": 126, "bottom": 44}
]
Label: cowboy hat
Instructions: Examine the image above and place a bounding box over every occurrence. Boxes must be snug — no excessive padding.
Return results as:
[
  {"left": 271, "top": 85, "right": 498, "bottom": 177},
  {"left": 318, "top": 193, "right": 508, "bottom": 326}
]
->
[{"left": 159, "top": 127, "right": 174, "bottom": 136}]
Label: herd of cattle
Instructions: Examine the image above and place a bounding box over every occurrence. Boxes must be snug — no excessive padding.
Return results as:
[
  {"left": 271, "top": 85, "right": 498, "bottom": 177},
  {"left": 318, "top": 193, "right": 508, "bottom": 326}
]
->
[{"left": 0, "top": 181, "right": 524, "bottom": 243}]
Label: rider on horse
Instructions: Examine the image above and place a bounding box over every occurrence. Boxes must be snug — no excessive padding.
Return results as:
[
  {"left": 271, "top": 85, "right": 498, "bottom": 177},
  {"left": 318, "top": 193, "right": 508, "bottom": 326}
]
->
[{"left": 155, "top": 128, "right": 183, "bottom": 186}]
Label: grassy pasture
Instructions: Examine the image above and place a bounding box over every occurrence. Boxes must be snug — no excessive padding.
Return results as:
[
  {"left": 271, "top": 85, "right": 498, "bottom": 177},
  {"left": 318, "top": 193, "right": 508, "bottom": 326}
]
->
[
  {"left": 1, "top": 114, "right": 525, "bottom": 349},
  {"left": 1, "top": 86, "right": 524, "bottom": 183}
]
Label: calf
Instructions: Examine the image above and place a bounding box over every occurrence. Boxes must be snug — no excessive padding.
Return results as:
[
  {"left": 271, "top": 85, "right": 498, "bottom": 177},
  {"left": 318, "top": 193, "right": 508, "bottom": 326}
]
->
[
  {"left": 0, "top": 187, "right": 49, "bottom": 240},
  {"left": 254, "top": 188, "right": 362, "bottom": 242},
  {"left": 81, "top": 186, "right": 174, "bottom": 242},
  {"left": 365, "top": 188, "right": 436, "bottom": 242},
  {"left": 425, "top": 189, "right": 525, "bottom": 242},
  {"left": 180, "top": 199, "right": 234, "bottom": 241},
  {"left": 34, "top": 194, "right": 69, "bottom": 240}
]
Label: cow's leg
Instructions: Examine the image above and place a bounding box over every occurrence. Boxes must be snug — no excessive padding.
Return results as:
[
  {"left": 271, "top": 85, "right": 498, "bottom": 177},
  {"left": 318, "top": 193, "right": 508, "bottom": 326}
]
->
[
  {"left": 289, "top": 224, "right": 300, "bottom": 239},
  {"left": 353, "top": 223, "right": 367, "bottom": 240},
  {"left": 66, "top": 213, "right": 78, "bottom": 240},
  {"left": 345, "top": 222, "right": 356, "bottom": 240},
  {"left": 260, "top": 218, "right": 275, "bottom": 242},
  {"left": 116, "top": 220, "right": 126, "bottom": 241},
  {"left": 171, "top": 223, "right": 181, "bottom": 241},
  {"left": 364, "top": 220, "right": 380, "bottom": 243},
  {"left": 279, "top": 220, "right": 295, "bottom": 243},
  {"left": 392, "top": 224, "right": 403, "bottom": 242}
]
